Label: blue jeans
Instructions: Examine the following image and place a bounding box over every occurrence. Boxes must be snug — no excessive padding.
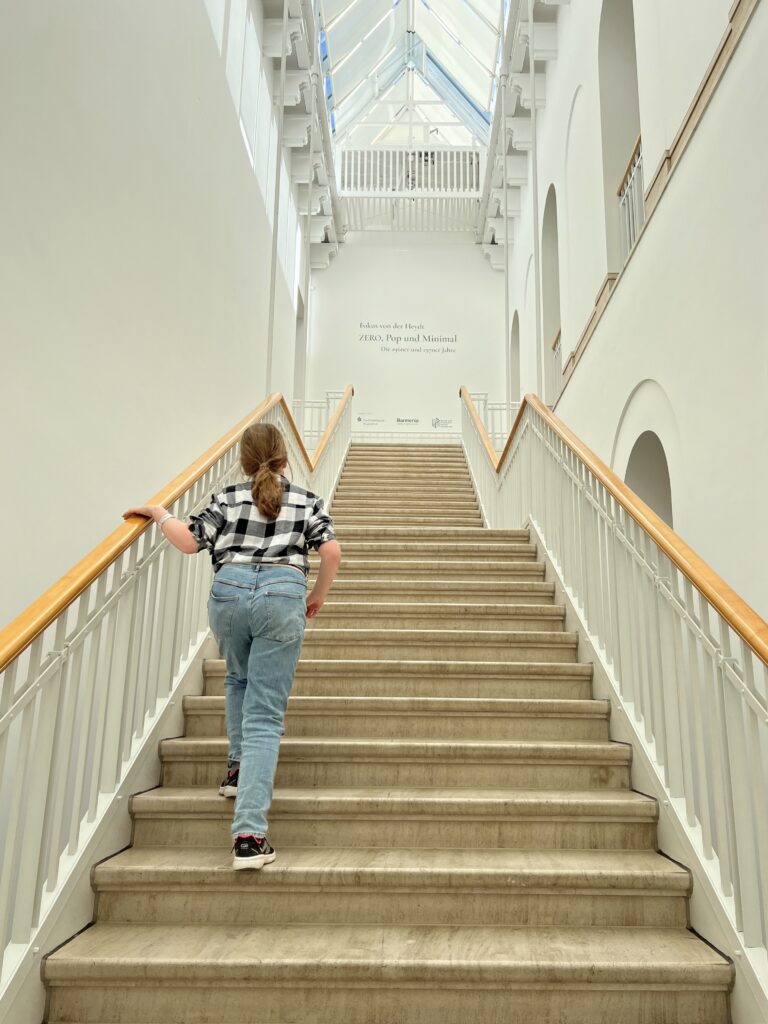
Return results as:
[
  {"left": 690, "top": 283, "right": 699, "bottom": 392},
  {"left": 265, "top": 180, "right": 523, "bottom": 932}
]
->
[{"left": 207, "top": 563, "right": 307, "bottom": 839}]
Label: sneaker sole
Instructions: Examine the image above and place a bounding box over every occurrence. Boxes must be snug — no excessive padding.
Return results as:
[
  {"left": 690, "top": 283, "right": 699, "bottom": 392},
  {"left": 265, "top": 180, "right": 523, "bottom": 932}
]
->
[
  {"left": 218, "top": 786, "right": 237, "bottom": 798},
  {"left": 232, "top": 852, "right": 277, "bottom": 871}
]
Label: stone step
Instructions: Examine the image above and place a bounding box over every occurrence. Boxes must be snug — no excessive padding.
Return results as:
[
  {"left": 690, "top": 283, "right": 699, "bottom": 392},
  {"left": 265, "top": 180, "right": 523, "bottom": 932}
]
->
[
  {"left": 333, "top": 495, "right": 479, "bottom": 507},
  {"left": 339, "top": 462, "right": 471, "bottom": 473},
  {"left": 331, "top": 503, "right": 480, "bottom": 517},
  {"left": 305, "top": 601, "right": 565, "bottom": 631},
  {"left": 325, "top": 560, "right": 545, "bottom": 581},
  {"left": 342, "top": 464, "right": 469, "bottom": 475},
  {"left": 183, "top": 696, "right": 610, "bottom": 741},
  {"left": 300, "top": 628, "right": 577, "bottom": 663},
  {"left": 345, "top": 448, "right": 466, "bottom": 456},
  {"left": 94, "top": 847, "right": 689, "bottom": 928},
  {"left": 309, "top": 578, "right": 555, "bottom": 604},
  {"left": 314, "top": 541, "right": 537, "bottom": 559},
  {"left": 203, "top": 658, "right": 595, "bottom": 699},
  {"left": 332, "top": 493, "right": 476, "bottom": 504},
  {"left": 349, "top": 444, "right": 463, "bottom": 452},
  {"left": 130, "top": 787, "right": 659, "bottom": 849},
  {"left": 340, "top": 469, "right": 469, "bottom": 480},
  {"left": 335, "top": 481, "right": 475, "bottom": 493},
  {"left": 331, "top": 514, "right": 484, "bottom": 527},
  {"left": 332, "top": 526, "right": 528, "bottom": 542},
  {"left": 337, "top": 474, "right": 472, "bottom": 487},
  {"left": 45, "top": 923, "right": 730, "bottom": 1024},
  {"left": 160, "top": 737, "right": 631, "bottom": 789},
  {"left": 341, "top": 465, "right": 469, "bottom": 477}
]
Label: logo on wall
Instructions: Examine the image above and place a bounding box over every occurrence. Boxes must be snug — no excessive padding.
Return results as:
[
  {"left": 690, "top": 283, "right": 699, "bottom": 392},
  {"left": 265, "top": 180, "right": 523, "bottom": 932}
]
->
[{"left": 432, "top": 417, "right": 453, "bottom": 430}]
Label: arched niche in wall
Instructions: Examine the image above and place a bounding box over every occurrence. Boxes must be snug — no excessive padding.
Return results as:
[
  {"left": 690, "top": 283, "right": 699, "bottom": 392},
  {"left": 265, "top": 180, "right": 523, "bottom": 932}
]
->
[
  {"left": 624, "top": 431, "right": 674, "bottom": 528},
  {"left": 598, "top": 0, "right": 641, "bottom": 271},
  {"left": 510, "top": 311, "right": 521, "bottom": 402},
  {"left": 611, "top": 378, "right": 682, "bottom": 530},
  {"left": 541, "top": 185, "right": 562, "bottom": 404}
]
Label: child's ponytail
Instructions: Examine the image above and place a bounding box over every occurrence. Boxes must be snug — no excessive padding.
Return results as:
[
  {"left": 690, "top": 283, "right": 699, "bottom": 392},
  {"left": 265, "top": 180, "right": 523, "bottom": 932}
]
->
[{"left": 240, "top": 422, "right": 288, "bottom": 519}]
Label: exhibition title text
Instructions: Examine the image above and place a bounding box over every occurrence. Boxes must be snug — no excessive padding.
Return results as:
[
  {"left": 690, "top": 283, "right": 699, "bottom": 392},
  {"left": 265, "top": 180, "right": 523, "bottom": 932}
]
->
[{"left": 358, "top": 320, "right": 457, "bottom": 354}]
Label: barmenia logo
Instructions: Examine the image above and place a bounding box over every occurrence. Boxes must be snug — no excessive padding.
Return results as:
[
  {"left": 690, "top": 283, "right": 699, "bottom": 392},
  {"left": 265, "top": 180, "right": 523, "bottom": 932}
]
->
[{"left": 396, "top": 417, "right": 419, "bottom": 424}]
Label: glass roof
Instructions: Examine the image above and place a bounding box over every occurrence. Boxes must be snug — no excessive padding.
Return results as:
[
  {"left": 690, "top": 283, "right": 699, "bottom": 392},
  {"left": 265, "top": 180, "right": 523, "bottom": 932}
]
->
[{"left": 317, "top": 0, "right": 502, "bottom": 147}]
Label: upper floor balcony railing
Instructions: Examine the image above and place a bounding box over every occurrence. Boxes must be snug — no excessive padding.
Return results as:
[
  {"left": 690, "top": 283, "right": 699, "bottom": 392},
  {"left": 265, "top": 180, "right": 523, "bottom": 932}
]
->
[
  {"left": 618, "top": 136, "right": 645, "bottom": 263},
  {"left": 339, "top": 147, "right": 483, "bottom": 199}
]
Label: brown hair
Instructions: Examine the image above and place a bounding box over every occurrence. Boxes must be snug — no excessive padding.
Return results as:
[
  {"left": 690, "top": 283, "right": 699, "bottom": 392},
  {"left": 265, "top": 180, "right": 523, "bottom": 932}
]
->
[{"left": 240, "top": 422, "right": 288, "bottom": 519}]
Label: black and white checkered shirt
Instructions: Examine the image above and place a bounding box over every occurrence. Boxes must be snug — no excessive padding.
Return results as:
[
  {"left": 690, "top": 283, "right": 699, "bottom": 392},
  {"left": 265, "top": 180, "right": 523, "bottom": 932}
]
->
[{"left": 188, "top": 476, "right": 336, "bottom": 576}]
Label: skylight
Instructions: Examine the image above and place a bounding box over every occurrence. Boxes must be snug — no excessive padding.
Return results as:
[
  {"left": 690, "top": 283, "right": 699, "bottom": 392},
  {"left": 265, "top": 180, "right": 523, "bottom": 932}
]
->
[{"left": 317, "top": 0, "right": 502, "bottom": 147}]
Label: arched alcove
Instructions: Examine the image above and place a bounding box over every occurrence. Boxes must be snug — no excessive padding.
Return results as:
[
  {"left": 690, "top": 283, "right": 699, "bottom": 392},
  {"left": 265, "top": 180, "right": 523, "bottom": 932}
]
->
[
  {"left": 541, "top": 185, "right": 562, "bottom": 403},
  {"left": 598, "top": 0, "right": 641, "bottom": 270},
  {"left": 510, "top": 311, "right": 521, "bottom": 402},
  {"left": 624, "top": 430, "right": 674, "bottom": 527}
]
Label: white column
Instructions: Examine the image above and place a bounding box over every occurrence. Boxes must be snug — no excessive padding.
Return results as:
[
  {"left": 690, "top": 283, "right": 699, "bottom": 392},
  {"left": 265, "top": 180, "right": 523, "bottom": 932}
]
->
[
  {"left": 500, "top": 71, "right": 512, "bottom": 430},
  {"left": 266, "top": 0, "right": 290, "bottom": 391},
  {"left": 528, "top": 0, "right": 544, "bottom": 397}
]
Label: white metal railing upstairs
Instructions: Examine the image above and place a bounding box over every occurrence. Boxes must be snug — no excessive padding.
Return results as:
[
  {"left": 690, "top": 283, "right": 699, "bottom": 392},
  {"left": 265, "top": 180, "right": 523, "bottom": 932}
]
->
[
  {"left": 618, "top": 136, "right": 645, "bottom": 263},
  {"left": 460, "top": 386, "right": 768, "bottom": 962},
  {"left": 0, "top": 386, "right": 353, "bottom": 993},
  {"left": 339, "top": 147, "right": 482, "bottom": 198},
  {"left": 469, "top": 392, "right": 520, "bottom": 453}
]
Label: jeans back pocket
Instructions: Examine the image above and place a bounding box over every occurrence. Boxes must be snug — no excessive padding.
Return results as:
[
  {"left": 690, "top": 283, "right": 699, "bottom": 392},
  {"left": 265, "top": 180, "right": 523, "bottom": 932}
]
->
[{"left": 262, "top": 584, "right": 307, "bottom": 643}]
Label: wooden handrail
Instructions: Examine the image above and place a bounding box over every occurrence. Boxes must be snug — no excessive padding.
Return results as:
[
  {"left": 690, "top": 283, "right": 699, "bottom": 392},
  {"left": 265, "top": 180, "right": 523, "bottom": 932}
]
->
[
  {"left": 312, "top": 384, "right": 354, "bottom": 465},
  {"left": 617, "top": 134, "right": 643, "bottom": 196},
  {"left": 0, "top": 387, "right": 354, "bottom": 674},
  {"left": 459, "top": 386, "right": 768, "bottom": 666},
  {"left": 459, "top": 386, "right": 499, "bottom": 468}
]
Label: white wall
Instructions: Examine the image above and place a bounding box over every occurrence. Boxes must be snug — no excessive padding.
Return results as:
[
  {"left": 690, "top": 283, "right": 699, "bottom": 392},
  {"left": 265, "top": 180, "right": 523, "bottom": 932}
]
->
[
  {"left": 506, "top": 0, "right": 734, "bottom": 374},
  {"left": 633, "top": 0, "right": 730, "bottom": 183},
  {"left": 0, "top": 0, "right": 299, "bottom": 629},
  {"left": 308, "top": 232, "right": 505, "bottom": 437},
  {"left": 495, "top": 0, "right": 767, "bottom": 616},
  {"left": 556, "top": 0, "right": 768, "bottom": 617}
]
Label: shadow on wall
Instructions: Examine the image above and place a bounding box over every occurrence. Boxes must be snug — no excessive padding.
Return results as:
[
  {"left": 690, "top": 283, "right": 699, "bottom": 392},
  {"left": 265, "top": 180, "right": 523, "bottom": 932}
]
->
[{"left": 624, "top": 430, "right": 674, "bottom": 527}]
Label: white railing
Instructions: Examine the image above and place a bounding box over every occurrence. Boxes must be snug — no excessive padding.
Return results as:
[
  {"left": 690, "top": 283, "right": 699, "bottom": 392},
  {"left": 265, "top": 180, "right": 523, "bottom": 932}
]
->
[
  {"left": 461, "top": 390, "right": 768, "bottom": 959},
  {"left": 618, "top": 137, "right": 645, "bottom": 263},
  {"left": 300, "top": 388, "right": 353, "bottom": 506},
  {"left": 469, "top": 392, "right": 520, "bottom": 453},
  {"left": 292, "top": 390, "right": 345, "bottom": 452},
  {"left": 0, "top": 390, "right": 352, "bottom": 993},
  {"left": 339, "top": 147, "right": 482, "bottom": 197}
]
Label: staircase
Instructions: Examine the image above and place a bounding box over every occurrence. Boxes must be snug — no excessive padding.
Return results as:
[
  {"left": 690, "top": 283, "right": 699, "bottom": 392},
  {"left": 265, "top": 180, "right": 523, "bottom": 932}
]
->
[{"left": 44, "top": 443, "right": 732, "bottom": 1023}]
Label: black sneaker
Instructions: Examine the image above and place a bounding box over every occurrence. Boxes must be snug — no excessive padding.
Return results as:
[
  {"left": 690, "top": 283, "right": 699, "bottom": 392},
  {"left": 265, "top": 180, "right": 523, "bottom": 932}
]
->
[
  {"left": 232, "top": 835, "right": 276, "bottom": 871},
  {"left": 218, "top": 767, "right": 238, "bottom": 798}
]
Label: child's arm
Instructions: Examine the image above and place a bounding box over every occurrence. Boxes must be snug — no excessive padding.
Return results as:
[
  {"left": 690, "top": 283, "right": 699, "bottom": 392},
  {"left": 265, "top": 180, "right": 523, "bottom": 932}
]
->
[
  {"left": 307, "top": 539, "right": 341, "bottom": 618},
  {"left": 123, "top": 505, "right": 199, "bottom": 555}
]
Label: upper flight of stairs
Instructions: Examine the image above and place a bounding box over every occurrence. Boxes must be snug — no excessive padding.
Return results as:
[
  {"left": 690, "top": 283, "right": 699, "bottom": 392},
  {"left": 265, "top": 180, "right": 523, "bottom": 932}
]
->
[{"left": 44, "top": 443, "right": 732, "bottom": 1023}]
